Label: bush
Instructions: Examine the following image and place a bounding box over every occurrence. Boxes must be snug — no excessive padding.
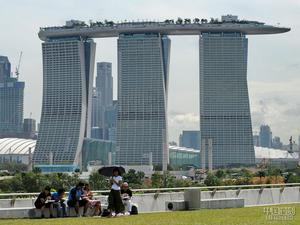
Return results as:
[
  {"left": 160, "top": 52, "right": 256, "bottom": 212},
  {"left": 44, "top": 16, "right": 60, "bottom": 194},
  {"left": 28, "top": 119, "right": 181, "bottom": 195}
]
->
[
  {"left": 88, "top": 171, "right": 109, "bottom": 190},
  {"left": 0, "top": 172, "right": 81, "bottom": 193},
  {"left": 204, "top": 173, "right": 221, "bottom": 186}
]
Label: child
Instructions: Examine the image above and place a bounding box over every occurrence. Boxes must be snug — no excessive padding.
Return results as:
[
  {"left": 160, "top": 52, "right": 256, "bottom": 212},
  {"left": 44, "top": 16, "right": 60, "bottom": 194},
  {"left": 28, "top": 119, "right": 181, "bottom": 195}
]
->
[{"left": 51, "top": 188, "right": 67, "bottom": 217}]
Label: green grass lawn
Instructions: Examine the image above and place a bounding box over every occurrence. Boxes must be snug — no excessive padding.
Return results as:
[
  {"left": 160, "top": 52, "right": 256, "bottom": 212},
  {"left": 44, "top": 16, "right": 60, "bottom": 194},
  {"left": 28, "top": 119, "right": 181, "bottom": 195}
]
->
[{"left": 1, "top": 204, "right": 299, "bottom": 225}]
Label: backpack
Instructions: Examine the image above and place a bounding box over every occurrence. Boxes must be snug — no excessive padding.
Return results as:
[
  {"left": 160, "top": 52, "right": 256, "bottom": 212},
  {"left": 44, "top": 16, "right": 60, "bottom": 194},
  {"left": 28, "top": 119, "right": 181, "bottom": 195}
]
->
[
  {"left": 101, "top": 209, "right": 110, "bottom": 217},
  {"left": 130, "top": 205, "right": 138, "bottom": 215}
]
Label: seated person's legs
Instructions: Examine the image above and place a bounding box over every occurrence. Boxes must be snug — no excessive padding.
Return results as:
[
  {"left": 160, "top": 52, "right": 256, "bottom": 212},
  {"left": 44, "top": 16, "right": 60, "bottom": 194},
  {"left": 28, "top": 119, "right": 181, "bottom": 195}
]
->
[
  {"left": 67, "top": 199, "right": 80, "bottom": 216},
  {"left": 79, "top": 199, "right": 89, "bottom": 216}
]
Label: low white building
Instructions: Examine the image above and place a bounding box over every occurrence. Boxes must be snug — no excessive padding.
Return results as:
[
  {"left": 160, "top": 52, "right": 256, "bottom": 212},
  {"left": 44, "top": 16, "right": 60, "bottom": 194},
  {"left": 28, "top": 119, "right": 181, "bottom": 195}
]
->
[{"left": 0, "top": 138, "right": 35, "bottom": 164}]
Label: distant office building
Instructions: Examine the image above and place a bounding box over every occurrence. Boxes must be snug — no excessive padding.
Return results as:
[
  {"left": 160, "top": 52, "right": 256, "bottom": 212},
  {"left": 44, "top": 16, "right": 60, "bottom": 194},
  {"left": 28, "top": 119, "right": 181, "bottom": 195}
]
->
[
  {"left": 199, "top": 32, "right": 255, "bottom": 168},
  {"left": 116, "top": 33, "right": 170, "bottom": 169},
  {"left": 94, "top": 62, "right": 113, "bottom": 128},
  {"left": 0, "top": 56, "right": 11, "bottom": 82},
  {"left": 23, "top": 118, "right": 36, "bottom": 133},
  {"left": 272, "top": 136, "right": 283, "bottom": 149},
  {"left": 179, "top": 130, "right": 201, "bottom": 150},
  {"left": 259, "top": 125, "right": 272, "bottom": 148},
  {"left": 0, "top": 56, "right": 24, "bottom": 137},
  {"left": 91, "top": 88, "right": 100, "bottom": 128},
  {"left": 105, "top": 100, "right": 117, "bottom": 141},
  {"left": 23, "top": 118, "right": 36, "bottom": 138},
  {"left": 253, "top": 134, "right": 260, "bottom": 147},
  {"left": 34, "top": 37, "right": 96, "bottom": 167},
  {"left": 91, "top": 62, "right": 113, "bottom": 140}
]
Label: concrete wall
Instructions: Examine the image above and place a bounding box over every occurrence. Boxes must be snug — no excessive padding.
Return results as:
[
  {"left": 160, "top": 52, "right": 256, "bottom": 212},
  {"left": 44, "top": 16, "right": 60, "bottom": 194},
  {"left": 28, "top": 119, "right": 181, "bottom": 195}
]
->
[
  {"left": 201, "top": 187, "right": 300, "bottom": 206},
  {"left": 1, "top": 187, "right": 299, "bottom": 213}
]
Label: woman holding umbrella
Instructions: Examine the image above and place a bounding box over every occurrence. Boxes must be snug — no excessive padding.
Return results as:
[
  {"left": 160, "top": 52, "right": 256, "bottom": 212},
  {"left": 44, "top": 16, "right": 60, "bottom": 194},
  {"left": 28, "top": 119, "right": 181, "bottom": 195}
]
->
[{"left": 108, "top": 168, "right": 125, "bottom": 217}]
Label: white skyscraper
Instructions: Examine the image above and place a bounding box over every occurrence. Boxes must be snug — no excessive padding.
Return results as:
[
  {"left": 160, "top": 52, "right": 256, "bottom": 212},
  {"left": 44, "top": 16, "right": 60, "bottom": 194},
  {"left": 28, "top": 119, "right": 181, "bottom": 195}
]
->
[
  {"left": 116, "top": 33, "right": 170, "bottom": 169},
  {"left": 199, "top": 32, "right": 255, "bottom": 168},
  {"left": 34, "top": 38, "right": 96, "bottom": 167}
]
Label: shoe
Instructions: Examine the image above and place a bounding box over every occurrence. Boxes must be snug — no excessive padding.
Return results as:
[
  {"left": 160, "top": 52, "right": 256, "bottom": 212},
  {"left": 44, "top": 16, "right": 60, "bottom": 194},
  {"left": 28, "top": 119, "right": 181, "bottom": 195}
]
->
[
  {"left": 41, "top": 214, "right": 45, "bottom": 218},
  {"left": 116, "top": 213, "right": 124, "bottom": 217}
]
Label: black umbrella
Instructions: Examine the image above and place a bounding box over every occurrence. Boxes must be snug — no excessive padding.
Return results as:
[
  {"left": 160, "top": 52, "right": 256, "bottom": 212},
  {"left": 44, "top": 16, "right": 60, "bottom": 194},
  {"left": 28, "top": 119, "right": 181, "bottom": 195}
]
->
[{"left": 98, "top": 166, "right": 125, "bottom": 177}]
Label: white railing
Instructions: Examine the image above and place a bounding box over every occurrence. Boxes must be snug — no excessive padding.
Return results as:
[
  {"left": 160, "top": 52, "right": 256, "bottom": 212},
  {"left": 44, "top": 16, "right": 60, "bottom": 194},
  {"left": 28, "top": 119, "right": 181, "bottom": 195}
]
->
[{"left": 1, "top": 183, "right": 300, "bottom": 198}]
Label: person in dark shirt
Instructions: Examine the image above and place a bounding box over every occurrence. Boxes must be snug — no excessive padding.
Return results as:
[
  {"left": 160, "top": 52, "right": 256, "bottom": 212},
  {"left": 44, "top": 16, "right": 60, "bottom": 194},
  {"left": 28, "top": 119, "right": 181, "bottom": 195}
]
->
[
  {"left": 34, "top": 186, "right": 54, "bottom": 218},
  {"left": 67, "top": 182, "right": 89, "bottom": 217},
  {"left": 121, "top": 182, "right": 132, "bottom": 198},
  {"left": 121, "top": 182, "right": 133, "bottom": 214},
  {"left": 51, "top": 188, "right": 67, "bottom": 217}
]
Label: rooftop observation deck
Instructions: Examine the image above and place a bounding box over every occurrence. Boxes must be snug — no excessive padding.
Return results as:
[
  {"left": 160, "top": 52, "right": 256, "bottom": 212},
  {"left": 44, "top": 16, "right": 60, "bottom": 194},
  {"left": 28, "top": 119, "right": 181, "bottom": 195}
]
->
[{"left": 38, "top": 17, "right": 290, "bottom": 41}]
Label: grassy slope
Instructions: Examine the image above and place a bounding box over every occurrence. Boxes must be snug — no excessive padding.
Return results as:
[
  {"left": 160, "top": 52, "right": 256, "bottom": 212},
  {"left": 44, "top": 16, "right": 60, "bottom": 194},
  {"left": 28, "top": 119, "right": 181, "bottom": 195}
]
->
[{"left": 0, "top": 204, "right": 299, "bottom": 225}]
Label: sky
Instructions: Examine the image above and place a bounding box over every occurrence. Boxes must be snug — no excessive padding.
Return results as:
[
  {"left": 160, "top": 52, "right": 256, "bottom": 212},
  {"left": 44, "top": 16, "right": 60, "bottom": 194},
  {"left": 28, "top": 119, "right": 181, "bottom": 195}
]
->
[{"left": 0, "top": 0, "right": 299, "bottom": 144}]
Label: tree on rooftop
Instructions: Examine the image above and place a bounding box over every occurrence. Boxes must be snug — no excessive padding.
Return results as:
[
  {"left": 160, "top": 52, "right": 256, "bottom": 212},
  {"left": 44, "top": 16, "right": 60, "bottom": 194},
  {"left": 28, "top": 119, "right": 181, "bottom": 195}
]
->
[
  {"left": 184, "top": 18, "right": 191, "bottom": 24},
  {"left": 193, "top": 18, "right": 200, "bottom": 24},
  {"left": 176, "top": 17, "right": 183, "bottom": 24}
]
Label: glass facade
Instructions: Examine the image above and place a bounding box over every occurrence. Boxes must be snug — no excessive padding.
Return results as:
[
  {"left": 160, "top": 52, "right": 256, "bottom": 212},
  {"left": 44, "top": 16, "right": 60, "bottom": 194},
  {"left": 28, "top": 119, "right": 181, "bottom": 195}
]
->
[
  {"left": 82, "top": 138, "right": 116, "bottom": 170},
  {"left": 199, "top": 32, "right": 255, "bottom": 168},
  {"left": 259, "top": 125, "right": 272, "bottom": 148},
  {"left": 92, "top": 62, "right": 113, "bottom": 131},
  {"left": 169, "top": 146, "right": 200, "bottom": 169},
  {"left": 116, "top": 33, "right": 170, "bottom": 169},
  {"left": 179, "top": 130, "right": 201, "bottom": 150},
  {"left": 0, "top": 80, "right": 24, "bottom": 135},
  {"left": 34, "top": 37, "right": 96, "bottom": 166}
]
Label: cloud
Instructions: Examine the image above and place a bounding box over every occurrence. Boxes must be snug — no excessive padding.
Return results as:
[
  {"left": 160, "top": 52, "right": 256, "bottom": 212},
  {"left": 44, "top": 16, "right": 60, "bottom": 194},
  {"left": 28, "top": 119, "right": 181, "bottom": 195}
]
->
[
  {"left": 169, "top": 111, "right": 199, "bottom": 124},
  {"left": 249, "top": 79, "right": 300, "bottom": 142},
  {"left": 168, "top": 112, "right": 199, "bottom": 143}
]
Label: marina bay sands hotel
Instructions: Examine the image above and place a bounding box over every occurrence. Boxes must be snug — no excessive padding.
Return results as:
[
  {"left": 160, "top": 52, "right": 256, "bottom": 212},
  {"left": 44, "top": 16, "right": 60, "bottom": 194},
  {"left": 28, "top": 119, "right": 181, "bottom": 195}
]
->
[{"left": 33, "top": 15, "right": 290, "bottom": 170}]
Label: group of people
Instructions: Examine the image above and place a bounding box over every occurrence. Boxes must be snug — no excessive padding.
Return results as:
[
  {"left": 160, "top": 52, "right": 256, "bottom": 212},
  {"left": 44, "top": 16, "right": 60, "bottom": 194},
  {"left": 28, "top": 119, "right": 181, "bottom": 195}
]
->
[
  {"left": 34, "top": 182, "right": 101, "bottom": 218},
  {"left": 34, "top": 168, "right": 135, "bottom": 218}
]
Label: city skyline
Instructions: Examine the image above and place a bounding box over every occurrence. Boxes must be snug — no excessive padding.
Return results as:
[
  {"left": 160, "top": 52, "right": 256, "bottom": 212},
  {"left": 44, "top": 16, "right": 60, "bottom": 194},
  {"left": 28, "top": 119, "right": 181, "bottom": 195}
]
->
[{"left": 0, "top": 0, "right": 299, "bottom": 143}]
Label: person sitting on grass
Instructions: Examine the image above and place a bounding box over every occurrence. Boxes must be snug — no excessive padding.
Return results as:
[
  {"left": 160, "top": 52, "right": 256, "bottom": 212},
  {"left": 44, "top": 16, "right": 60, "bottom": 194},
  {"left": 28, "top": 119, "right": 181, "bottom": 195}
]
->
[
  {"left": 34, "top": 186, "right": 54, "bottom": 218},
  {"left": 51, "top": 188, "right": 67, "bottom": 217},
  {"left": 121, "top": 182, "right": 133, "bottom": 215},
  {"left": 83, "top": 183, "right": 101, "bottom": 216},
  {"left": 108, "top": 168, "right": 124, "bottom": 217},
  {"left": 67, "top": 182, "right": 89, "bottom": 217}
]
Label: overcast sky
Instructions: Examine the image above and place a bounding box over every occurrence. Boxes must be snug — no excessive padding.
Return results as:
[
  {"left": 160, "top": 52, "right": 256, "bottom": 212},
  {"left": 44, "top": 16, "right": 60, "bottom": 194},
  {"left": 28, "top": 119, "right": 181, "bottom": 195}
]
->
[{"left": 0, "top": 0, "right": 299, "bottom": 144}]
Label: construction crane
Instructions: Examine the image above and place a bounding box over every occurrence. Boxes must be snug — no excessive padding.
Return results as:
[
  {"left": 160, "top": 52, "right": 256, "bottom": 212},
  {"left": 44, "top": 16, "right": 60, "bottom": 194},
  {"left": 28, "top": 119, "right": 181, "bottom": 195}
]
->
[{"left": 15, "top": 51, "right": 23, "bottom": 80}]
